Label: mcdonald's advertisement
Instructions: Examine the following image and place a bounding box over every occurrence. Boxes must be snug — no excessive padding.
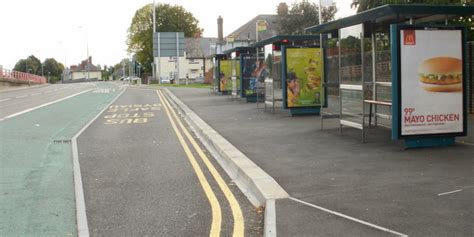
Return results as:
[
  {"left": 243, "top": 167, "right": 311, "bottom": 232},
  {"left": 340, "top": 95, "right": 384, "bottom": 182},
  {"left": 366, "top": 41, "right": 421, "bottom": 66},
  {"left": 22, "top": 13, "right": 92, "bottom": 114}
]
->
[
  {"left": 400, "top": 28, "right": 464, "bottom": 136},
  {"left": 219, "top": 60, "right": 231, "bottom": 92},
  {"left": 285, "top": 48, "right": 323, "bottom": 108}
]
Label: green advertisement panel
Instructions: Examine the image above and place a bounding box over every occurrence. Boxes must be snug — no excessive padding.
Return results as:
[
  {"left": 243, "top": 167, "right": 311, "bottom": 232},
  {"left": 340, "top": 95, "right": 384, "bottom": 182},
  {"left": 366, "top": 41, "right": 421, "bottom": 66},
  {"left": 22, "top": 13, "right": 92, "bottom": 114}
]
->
[
  {"left": 286, "top": 48, "right": 324, "bottom": 107},
  {"left": 219, "top": 60, "right": 232, "bottom": 92}
]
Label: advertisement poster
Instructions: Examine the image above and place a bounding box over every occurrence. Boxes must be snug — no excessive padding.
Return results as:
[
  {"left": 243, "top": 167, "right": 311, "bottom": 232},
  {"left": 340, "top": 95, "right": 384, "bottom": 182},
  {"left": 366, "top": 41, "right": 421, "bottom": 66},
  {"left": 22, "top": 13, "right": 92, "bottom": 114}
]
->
[
  {"left": 400, "top": 29, "right": 464, "bottom": 136},
  {"left": 219, "top": 60, "right": 231, "bottom": 92},
  {"left": 285, "top": 48, "right": 323, "bottom": 108},
  {"left": 242, "top": 56, "right": 256, "bottom": 96},
  {"left": 231, "top": 59, "right": 241, "bottom": 96}
]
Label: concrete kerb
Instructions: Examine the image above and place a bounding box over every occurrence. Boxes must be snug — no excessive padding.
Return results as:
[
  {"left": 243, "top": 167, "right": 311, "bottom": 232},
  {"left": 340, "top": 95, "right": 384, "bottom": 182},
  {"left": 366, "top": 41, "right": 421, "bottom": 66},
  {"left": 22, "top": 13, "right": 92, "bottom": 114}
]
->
[{"left": 163, "top": 88, "right": 288, "bottom": 237}]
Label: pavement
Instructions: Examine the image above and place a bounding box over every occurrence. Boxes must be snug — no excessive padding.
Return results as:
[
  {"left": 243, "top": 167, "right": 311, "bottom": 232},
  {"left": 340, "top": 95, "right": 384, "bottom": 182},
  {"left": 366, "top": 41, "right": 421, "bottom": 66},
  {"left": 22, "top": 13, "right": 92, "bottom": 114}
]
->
[{"left": 165, "top": 87, "right": 474, "bottom": 237}]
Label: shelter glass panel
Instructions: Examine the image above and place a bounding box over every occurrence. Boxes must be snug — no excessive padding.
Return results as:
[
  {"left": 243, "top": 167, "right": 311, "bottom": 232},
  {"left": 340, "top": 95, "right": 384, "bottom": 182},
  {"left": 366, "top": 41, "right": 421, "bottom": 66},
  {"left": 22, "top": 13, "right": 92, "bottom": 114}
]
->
[
  {"left": 231, "top": 54, "right": 241, "bottom": 97},
  {"left": 341, "top": 89, "right": 363, "bottom": 124},
  {"left": 339, "top": 24, "right": 364, "bottom": 128},
  {"left": 340, "top": 24, "right": 363, "bottom": 85}
]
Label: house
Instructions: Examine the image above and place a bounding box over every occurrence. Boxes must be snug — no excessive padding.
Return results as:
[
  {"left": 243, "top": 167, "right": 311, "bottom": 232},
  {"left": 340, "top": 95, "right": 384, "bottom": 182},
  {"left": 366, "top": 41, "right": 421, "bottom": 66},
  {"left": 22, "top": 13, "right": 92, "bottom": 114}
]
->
[
  {"left": 153, "top": 32, "right": 217, "bottom": 83},
  {"left": 152, "top": 15, "right": 279, "bottom": 83},
  {"left": 217, "top": 15, "right": 280, "bottom": 54},
  {"left": 65, "top": 57, "right": 101, "bottom": 81}
]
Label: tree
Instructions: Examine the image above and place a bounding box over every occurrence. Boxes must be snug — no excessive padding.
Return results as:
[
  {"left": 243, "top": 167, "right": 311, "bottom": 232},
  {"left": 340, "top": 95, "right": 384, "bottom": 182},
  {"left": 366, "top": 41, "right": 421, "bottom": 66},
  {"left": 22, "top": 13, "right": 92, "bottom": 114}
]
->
[
  {"left": 277, "top": 0, "right": 337, "bottom": 35},
  {"left": 42, "top": 58, "right": 64, "bottom": 83},
  {"left": 13, "top": 55, "right": 41, "bottom": 75},
  {"left": 127, "top": 3, "right": 202, "bottom": 75},
  {"left": 350, "top": 0, "right": 473, "bottom": 40}
]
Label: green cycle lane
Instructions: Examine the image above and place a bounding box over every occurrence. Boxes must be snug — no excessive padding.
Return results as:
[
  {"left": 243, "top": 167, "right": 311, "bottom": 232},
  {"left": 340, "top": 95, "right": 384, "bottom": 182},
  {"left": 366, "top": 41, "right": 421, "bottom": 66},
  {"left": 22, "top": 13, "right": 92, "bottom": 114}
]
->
[{"left": 0, "top": 82, "right": 123, "bottom": 236}]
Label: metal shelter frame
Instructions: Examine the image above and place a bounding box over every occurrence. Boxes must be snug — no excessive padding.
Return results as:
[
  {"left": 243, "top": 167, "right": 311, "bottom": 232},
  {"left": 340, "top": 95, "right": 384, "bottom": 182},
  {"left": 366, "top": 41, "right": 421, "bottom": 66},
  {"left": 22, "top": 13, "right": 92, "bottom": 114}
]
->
[{"left": 306, "top": 4, "right": 474, "bottom": 143}]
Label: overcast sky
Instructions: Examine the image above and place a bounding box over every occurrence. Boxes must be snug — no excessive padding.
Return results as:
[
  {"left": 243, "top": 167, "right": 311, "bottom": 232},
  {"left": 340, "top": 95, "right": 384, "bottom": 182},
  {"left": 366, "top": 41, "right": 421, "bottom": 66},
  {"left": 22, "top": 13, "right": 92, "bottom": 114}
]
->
[{"left": 0, "top": 0, "right": 355, "bottom": 70}]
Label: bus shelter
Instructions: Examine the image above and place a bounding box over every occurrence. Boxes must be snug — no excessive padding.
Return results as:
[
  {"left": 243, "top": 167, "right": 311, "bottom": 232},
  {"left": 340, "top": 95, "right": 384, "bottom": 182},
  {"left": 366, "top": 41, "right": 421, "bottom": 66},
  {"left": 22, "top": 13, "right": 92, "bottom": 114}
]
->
[
  {"left": 306, "top": 4, "right": 472, "bottom": 147},
  {"left": 250, "top": 35, "right": 324, "bottom": 115},
  {"left": 222, "top": 47, "right": 254, "bottom": 99}
]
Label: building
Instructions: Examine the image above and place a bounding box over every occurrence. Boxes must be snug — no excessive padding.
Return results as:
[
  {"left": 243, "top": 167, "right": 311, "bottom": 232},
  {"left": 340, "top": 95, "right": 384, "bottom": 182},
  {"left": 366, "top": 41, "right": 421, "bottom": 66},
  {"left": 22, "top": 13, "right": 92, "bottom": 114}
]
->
[
  {"left": 153, "top": 32, "right": 217, "bottom": 83},
  {"left": 216, "top": 15, "right": 280, "bottom": 54},
  {"left": 65, "top": 57, "right": 101, "bottom": 81},
  {"left": 152, "top": 15, "right": 279, "bottom": 83}
]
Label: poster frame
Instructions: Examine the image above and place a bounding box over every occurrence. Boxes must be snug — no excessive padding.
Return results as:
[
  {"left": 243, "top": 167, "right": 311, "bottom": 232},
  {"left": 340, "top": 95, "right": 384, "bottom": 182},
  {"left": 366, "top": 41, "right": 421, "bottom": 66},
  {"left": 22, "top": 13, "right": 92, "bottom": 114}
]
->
[
  {"left": 391, "top": 24, "right": 467, "bottom": 139},
  {"left": 282, "top": 45, "right": 325, "bottom": 109}
]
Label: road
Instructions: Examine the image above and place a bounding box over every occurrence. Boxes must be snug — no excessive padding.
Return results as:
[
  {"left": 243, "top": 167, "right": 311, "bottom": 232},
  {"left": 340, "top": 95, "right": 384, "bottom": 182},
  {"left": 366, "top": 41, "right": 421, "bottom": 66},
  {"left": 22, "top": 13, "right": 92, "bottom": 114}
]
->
[
  {"left": 0, "top": 83, "right": 97, "bottom": 120},
  {"left": 0, "top": 82, "right": 261, "bottom": 236}
]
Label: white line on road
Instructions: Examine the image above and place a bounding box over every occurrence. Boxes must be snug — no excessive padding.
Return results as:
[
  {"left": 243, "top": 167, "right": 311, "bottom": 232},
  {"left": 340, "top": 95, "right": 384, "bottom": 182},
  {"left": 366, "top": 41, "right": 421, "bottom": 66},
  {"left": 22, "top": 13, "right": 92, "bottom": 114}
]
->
[
  {"left": 15, "top": 95, "right": 28, "bottom": 98},
  {"left": 438, "top": 189, "right": 463, "bottom": 196},
  {"left": 289, "top": 197, "right": 409, "bottom": 237},
  {"left": 0, "top": 98, "right": 11, "bottom": 102},
  {"left": 71, "top": 88, "right": 125, "bottom": 237},
  {"left": 30, "top": 93, "right": 41, "bottom": 96},
  {"left": 1, "top": 89, "right": 92, "bottom": 122}
]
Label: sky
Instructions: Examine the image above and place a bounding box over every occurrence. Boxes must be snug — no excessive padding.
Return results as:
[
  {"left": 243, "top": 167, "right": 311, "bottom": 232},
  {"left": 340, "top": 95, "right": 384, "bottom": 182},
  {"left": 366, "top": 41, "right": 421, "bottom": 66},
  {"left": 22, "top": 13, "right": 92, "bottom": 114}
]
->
[{"left": 0, "top": 0, "right": 356, "bottom": 70}]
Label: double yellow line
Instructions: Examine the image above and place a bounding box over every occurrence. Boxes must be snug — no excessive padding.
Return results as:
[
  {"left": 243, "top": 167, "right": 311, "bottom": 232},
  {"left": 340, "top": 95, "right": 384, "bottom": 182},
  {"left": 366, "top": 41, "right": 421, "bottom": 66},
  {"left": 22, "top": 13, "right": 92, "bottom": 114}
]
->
[{"left": 156, "top": 90, "right": 244, "bottom": 237}]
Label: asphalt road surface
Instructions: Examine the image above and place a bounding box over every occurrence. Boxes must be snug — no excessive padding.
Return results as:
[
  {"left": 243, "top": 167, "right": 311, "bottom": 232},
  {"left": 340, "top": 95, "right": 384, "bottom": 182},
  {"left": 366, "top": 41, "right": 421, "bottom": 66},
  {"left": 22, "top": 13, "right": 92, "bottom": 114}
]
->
[
  {"left": 0, "top": 83, "right": 97, "bottom": 120},
  {"left": 77, "top": 87, "right": 262, "bottom": 236}
]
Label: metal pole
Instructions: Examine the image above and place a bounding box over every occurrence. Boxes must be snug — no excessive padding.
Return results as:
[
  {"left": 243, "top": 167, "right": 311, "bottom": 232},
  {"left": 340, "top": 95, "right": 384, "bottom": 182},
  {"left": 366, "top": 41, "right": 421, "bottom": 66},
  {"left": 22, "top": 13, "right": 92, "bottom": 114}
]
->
[
  {"left": 153, "top": 0, "right": 156, "bottom": 84},
  {"left": 176, "top": 32, "right": 180, "bottom": 85},
  {"left": 153, "top": 0, "right": 156, "bottom": 33},
  {"left": 158, "top": 32, "right": 161, "bottom": 84},
  {"left": 319, "top": 0, "right": 324, "bottom": 130},
  {"left": 372, "top": 32, "right": 377, "bottom": 127},
  {"left": 256, "top": 21, "right": 259, "bottom": 107}
]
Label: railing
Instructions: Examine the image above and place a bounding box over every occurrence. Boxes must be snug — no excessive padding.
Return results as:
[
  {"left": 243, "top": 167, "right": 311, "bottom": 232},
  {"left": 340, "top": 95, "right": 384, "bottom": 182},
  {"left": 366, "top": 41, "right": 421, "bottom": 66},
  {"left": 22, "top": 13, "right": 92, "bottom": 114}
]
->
[{"left": 0, "top": 68, "right": 47, "bottom": 84}]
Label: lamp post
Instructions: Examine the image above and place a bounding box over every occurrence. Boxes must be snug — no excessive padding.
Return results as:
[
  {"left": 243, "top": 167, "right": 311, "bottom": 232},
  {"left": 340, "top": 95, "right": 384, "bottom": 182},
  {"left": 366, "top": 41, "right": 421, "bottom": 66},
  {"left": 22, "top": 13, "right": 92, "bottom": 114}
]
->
[
  {"left": 27, "top": 68, "right": 32, "bottom": 86},
  {"left": 78, "top": 25, "right": 90, "bottom": 80}
]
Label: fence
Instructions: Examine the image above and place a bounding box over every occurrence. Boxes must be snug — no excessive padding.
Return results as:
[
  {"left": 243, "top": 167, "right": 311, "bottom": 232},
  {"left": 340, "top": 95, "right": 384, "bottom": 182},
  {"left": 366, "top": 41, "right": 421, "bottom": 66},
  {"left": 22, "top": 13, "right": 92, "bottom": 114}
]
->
[{"left": 0, "top": 68, "right": 47, "bottom": 84}]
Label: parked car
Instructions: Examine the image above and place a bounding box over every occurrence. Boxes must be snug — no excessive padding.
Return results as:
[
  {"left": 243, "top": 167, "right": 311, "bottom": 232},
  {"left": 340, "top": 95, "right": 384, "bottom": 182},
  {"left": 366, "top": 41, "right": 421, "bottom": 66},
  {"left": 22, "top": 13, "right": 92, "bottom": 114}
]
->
[{"left": 161, "top": 77, "right": 171, "bottom": 84}]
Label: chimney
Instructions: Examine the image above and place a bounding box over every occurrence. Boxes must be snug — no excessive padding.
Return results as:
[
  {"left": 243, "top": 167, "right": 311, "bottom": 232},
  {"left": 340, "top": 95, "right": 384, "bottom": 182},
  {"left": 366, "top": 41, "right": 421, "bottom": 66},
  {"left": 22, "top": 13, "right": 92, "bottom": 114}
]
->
[{"left": 217, "top": 16, "right": 223, "bottom": 44}]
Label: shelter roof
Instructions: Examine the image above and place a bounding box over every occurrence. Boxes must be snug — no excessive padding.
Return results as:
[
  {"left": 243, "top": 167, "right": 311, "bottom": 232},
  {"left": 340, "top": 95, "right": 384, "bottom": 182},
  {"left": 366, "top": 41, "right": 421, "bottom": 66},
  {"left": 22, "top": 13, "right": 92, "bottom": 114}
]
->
[{"left": 305, "top": 4, "right": 474, "bottom": 34}]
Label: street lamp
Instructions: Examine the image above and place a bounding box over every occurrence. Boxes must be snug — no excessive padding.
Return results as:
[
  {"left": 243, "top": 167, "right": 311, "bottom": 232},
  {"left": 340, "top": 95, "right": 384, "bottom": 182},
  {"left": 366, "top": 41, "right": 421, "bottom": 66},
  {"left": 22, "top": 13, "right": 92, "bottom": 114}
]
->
[
  {"left": 27, "top": 68, "right": 32, "bottom": 86},
  {"left": 78, "top": 25, "right": 90, "bottom": 80}
]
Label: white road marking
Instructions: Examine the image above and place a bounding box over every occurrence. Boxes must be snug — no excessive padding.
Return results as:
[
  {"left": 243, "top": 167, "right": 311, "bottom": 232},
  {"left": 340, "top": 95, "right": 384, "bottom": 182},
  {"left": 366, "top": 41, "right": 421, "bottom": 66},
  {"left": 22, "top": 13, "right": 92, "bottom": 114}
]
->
[
  {"left": 438, "top": 189, "right": 463, "bottom": 196},
  {"left": 30, "top": 93, "right": 41, "bottom": 96},
  {"left": 1, "top": 89, "right": 92, "bottom": 122},
  {"left": 71, "top": 88, "right": 125, "bottom": 237},
  {"left": 0, "top": 98, "right": 11, "bottom": 102},
  {"left": 289, "top": 197, "right": 408, "bottom": 237},
  {"left": 15, "top": 95, "right": 28, "bottom": 98}
]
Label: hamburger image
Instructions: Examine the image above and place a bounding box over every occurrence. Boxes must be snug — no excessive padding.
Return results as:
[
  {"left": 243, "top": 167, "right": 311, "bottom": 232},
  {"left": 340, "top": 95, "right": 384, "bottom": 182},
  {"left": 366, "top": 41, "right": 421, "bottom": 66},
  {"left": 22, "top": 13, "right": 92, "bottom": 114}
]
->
[{"left": 418, "top": 57, "right": 462, "bottom": 92}]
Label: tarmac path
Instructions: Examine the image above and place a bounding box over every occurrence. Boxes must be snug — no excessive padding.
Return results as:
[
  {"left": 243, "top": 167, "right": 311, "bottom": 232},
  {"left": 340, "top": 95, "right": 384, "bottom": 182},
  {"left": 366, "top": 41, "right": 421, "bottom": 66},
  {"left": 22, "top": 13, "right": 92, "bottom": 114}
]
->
[{"left": 77, "top": 87, "right": 261, "bottom": 236}]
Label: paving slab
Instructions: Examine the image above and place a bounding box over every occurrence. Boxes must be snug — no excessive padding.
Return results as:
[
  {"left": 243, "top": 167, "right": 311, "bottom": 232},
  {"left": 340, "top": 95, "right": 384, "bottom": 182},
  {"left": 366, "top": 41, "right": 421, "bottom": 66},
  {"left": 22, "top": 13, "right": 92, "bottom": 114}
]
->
[{"left": 167, "top": 87, "right": 474, "bottom": 237}]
